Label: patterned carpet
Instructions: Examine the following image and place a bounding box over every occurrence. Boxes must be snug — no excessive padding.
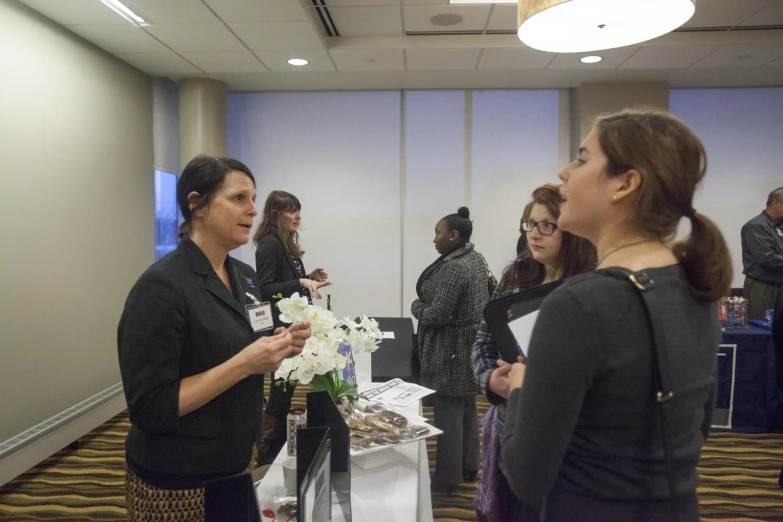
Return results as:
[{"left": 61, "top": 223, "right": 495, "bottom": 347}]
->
[{"left": 1, "top": 386, "right": 782, "bottom": 521}]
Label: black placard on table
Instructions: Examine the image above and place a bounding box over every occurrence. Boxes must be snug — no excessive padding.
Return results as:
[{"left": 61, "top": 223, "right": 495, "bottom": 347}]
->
[
  {"left": 306, "top": 391, "right": 352, "bottom": 521},
  {"left": 296, "top": 426, "right": 331, "bottom": 522}
]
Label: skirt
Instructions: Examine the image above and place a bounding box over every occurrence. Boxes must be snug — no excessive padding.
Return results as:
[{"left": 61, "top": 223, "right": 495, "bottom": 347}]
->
[{"left": 125, "top": 457, "right": 257, "bottom": 522}]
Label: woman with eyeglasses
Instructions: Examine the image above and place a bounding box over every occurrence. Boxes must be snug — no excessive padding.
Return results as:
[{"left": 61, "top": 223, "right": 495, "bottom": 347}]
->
[
  {"left": 502, "top": 110, "right": 731, "bottom": 521},
  {"left": 471, "top": 184, "right": 596, "bottom": 521}
]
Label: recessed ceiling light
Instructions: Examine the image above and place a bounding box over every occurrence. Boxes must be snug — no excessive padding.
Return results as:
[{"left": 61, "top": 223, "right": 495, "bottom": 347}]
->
[
  {"left": 580, "top": 55, "right": 603, "bottom": 64},
  {"left": 518, "top": 0, "right": 695, "bottom": 53},
  {"left": 99, "top": 0, "right": 144, "bottom": 24},
  {"left": 287, "top": 58, "right": 309, "bottom": 66}
]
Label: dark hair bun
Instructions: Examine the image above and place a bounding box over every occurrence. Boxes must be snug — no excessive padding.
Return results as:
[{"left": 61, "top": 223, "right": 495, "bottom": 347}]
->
[{"left": 457, "top": 207, "right": 470, "bottom": 219}]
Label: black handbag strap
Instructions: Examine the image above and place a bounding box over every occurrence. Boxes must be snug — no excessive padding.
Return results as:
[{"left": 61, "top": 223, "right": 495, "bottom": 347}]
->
[{"left": 600, "top": 268, "right": 678, "bottom": 504}]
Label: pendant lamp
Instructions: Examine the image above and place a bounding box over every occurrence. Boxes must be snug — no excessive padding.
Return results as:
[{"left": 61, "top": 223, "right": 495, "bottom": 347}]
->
[{"left": 517, "top": 0, "right": 696, "bottom": 53}]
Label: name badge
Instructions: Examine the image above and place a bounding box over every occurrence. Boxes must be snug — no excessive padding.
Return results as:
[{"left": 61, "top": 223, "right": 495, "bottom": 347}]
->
[{"left": 247, "top": 302, "right": 274, "bottom": 332}]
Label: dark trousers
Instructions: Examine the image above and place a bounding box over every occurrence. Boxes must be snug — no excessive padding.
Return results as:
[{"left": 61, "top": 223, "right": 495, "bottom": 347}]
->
[
  {"left": 432, "top": 393, "right": 480, "bottom": 486},
  {"left": 744, "top": 276, "right": 780, "bottom": 320}
]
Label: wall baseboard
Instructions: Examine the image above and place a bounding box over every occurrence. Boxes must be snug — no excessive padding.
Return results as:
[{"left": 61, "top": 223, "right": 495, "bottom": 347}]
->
[{"left": 0, "top": 386, "right": 127, "bottom": 488}]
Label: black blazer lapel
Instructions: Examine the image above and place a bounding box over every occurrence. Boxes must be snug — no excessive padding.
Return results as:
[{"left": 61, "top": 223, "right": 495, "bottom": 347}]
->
[
  {"left": 276, "top": 235, "right": 299, "bottom": 277},
  {"left": 180, "top": 235, "right": 250, "bottom": 326}
]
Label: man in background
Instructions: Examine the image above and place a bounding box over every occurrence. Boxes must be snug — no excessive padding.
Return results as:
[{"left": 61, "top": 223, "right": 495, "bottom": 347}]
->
[{"left": 741, "top": 187, "right": 783, "bottom": 319}]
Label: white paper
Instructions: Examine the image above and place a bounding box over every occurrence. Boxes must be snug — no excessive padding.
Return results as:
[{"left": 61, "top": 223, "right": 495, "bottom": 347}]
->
[
  {"left": 382, "top": 331, "right": 395, "bottom": 339},
  {"left": 360, "top": 379, "right": 435, "bottom": 407},
  {"left": 508, "top": 310, "right": 540, "bottom": 358}
]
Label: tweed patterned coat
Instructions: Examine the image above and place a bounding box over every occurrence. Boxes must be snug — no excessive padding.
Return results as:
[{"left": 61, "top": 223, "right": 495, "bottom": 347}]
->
[{"left": 412, "top": 243, "right": 490, "bottom": 397}]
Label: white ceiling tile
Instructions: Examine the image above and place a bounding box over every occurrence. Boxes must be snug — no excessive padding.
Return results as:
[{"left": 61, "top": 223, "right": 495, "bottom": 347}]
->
[
  {"left": 478, "top": 48, "right": 555, "bottom": 70},
  {"left": 682, "top": 0, "right": 773, "bottom": 28},
  {"left": 547, "top": 47, "right": 640, "bottom": 69},
  {"left": 486, "top": 5, "right": 517, "bottom": 32},
  {"left": 144, "top": 24, "right": 245, "bottom": 52},
  {"left": 404, "top": 5, "right": 491, "bottom": 32},
  {"left": 405, "top": 48, "right": 480, "bottom": 70},
  {"left": 329, "top": 7, "right": 403, "bottom": 37},
  {"left": 326, "top": 0, "right": 401, "bottom": 5},
  {"left": 202, "top": 0, "right": 310, "bottom": 23},
  {"left": 619, "top": 46, "right": 720, "bottom": 69},
  {"left": 18, "top": 0, "right": 131, "bottom": 25},
  {"left": 180, "top": 51, "right": 267, "bottom": 73},
  {"left": 117, "top": 52, "right": 201, "bottom": 74},
  {"left": 253, "top": 50, "right": 336, "bottom": 71},
  {"left": 230, "top": 22, "right": 325, "bottom": 50},
  {"left": 402, "top": 0, "right": 448, "bottom": 4},
  {"left": 739, "top": 0, "right": 783, "bottom": 26},
  {"left": 691, "top": 44, "right": 783, "bottom": 67},
  {"left": 124, "top": 0, "right": 219, "bottom": 24},
  {"left": 66, "top": 25, "right": 169, "bottom": 53},
  {"left": 329, "top": 49, "right": 404, "bottom": 71}
]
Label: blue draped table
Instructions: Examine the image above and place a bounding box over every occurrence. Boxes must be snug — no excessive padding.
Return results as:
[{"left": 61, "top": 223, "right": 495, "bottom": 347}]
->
[{"left": 713, "top": 326, "right": 782, "bottom": 433}]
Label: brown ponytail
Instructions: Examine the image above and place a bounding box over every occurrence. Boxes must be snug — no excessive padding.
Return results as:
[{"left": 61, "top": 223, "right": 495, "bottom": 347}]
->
[
  {"left": 672, "top": 213, "right": 732, "bottom": 301},
  {"left": 595, "top": 109, "right": 732, "bottom": 301}
]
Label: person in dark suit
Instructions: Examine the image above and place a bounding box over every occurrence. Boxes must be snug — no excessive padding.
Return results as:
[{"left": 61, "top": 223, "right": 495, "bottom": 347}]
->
[
  {"left": 253, "top": 190, "right": 330, "bottom": 463},
  {"left": 118, "top": 156, "right": 310, "bottom": 522},
  {"left": 412, "top": 207, "right": 490, "bottom": 494}
]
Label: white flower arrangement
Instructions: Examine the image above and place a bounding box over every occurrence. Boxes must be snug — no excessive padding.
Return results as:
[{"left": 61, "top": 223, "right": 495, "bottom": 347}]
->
[{"left": 273, "top": 293, "right": 382, "bottom": 401}]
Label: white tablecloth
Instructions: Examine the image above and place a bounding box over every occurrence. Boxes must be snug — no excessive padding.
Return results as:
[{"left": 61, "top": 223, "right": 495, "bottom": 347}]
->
[{"left": 255, "top": 353, "right": 433, "bottom": 521}]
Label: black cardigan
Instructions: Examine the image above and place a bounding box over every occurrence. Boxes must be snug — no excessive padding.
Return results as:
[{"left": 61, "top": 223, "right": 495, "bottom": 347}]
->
[
  {"left": 117, "top": 236, "right": 267, "bottom": 487},
  {"left": 255, "top": 234, "right": 309, "bottom": 327}
]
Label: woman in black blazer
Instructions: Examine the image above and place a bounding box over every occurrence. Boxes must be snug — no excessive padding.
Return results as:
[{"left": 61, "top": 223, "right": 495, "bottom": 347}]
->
[
  {"left": 253, "top": 190, "right": 330, "bottom": 462},
  {"left": 118, "top": 157, "right": 310, "bottom": 522}
]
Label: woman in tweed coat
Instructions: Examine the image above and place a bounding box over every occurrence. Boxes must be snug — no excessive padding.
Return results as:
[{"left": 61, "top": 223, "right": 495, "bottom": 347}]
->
[{"left": 412, "top": 206, "right": 490, "bottom": 493}]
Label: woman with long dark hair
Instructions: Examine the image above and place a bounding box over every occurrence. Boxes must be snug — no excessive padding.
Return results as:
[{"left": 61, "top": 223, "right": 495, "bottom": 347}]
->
[
  {"left": 503, "top": 110, "right": 732, "bottom": 520},
  {"left": 252, "top": 190, "right": 329, "bottom": 462},
  {"left": 472, "top": 184, "right": 596, "bottom": 521}
]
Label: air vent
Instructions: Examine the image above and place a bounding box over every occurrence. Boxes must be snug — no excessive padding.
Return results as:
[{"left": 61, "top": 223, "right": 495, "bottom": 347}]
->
[{"left": 312, "top": 0, "right": 339, "bottom": 38}]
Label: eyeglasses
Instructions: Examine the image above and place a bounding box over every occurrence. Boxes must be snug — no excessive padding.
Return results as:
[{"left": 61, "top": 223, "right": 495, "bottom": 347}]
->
[{"left": 521, "top": 218, "right": 558, "bottom": 236}]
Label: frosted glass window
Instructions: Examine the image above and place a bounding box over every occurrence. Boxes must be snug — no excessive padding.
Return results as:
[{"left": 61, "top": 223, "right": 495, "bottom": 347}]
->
[
  {"left": 403, "top": 91, "right": 466, "bottom": 318},
  {"left": 670, "top": 88, "right": 783, "bottom": 286},
  {"left": 471, "top": 90, "right": 561, "bottom": 278},
  {"left": 228, "top": 92, "right": 402, "bottom": 320}
]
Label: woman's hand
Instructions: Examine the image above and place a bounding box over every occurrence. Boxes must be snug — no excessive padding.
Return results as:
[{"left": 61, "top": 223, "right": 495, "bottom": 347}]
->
[
  {"left": 309, "top": 268, "right": 328, "bottom": 282},
  {"left": 285, "top": 322, "right": 311, "bottom": 357},
  {"left": 241, "top": 329, "right": 294, "bottom": 375},
  {"left": 508, "top": 356, "right": 527, "bottom": 391},
  {"left": 488, "top": 360, "right": 513, "bottom": 399},
  {"left": 300, "top": 278, "right": 331, "bottom": 300}
]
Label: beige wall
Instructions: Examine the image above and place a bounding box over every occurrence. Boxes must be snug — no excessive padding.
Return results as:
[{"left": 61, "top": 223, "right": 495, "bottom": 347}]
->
[
  {"left": 573, "top": 82, "right": 670, "bottom": 147},
  {"left": 0, "top": 0, "right": 153, "bottom": 441}
]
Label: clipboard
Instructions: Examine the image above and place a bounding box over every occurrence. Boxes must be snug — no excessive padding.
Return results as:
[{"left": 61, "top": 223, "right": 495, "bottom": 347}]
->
[{"left": 482, "top": 280, "right": 563, "bottom": 364}]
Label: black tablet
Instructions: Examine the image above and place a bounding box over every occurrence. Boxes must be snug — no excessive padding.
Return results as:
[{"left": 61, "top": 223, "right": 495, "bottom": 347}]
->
[{"left": 483, "top": 280, "right": 563, "bottom": 364}]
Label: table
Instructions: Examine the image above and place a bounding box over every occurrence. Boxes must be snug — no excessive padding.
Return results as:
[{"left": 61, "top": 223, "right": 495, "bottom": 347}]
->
[
  {"left": 255, "top": 356, "right": 434, "bottom": 522},
  {"left": 713, "top": 326, "right": 782, "bottom": 433}
]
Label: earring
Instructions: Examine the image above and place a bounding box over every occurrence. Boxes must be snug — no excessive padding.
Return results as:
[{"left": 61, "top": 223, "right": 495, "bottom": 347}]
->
[{"left": 612, "top": 195, "right": 617, "bottom": 201}]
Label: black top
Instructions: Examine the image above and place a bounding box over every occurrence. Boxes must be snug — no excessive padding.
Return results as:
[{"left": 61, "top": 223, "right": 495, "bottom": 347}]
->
[
  {"left": 741, "top": 211, "right": 783, "bottom": 284},
  {"left": 117, "top": 236, "right": 267, "bottom": 488},
  {"left": 255, "top": 234, "right": 309, "bottom": 327},
  {"left": 502, "top": 265, "right": 720, "bottom": 509}
]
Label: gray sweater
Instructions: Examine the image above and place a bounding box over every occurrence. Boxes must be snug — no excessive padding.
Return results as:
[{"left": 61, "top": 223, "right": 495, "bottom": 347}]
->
[{"left": 502, "top": 265, "right": 720, "bottom": 508}]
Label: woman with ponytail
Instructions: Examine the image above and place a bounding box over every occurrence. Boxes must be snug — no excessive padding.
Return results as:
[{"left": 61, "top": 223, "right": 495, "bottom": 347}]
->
[
  {"left": 412, "top": 207, "right": 490, "bottom": 494},
  {"left": 501, "top": 110, "right": 731, "bottom": 521}
]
